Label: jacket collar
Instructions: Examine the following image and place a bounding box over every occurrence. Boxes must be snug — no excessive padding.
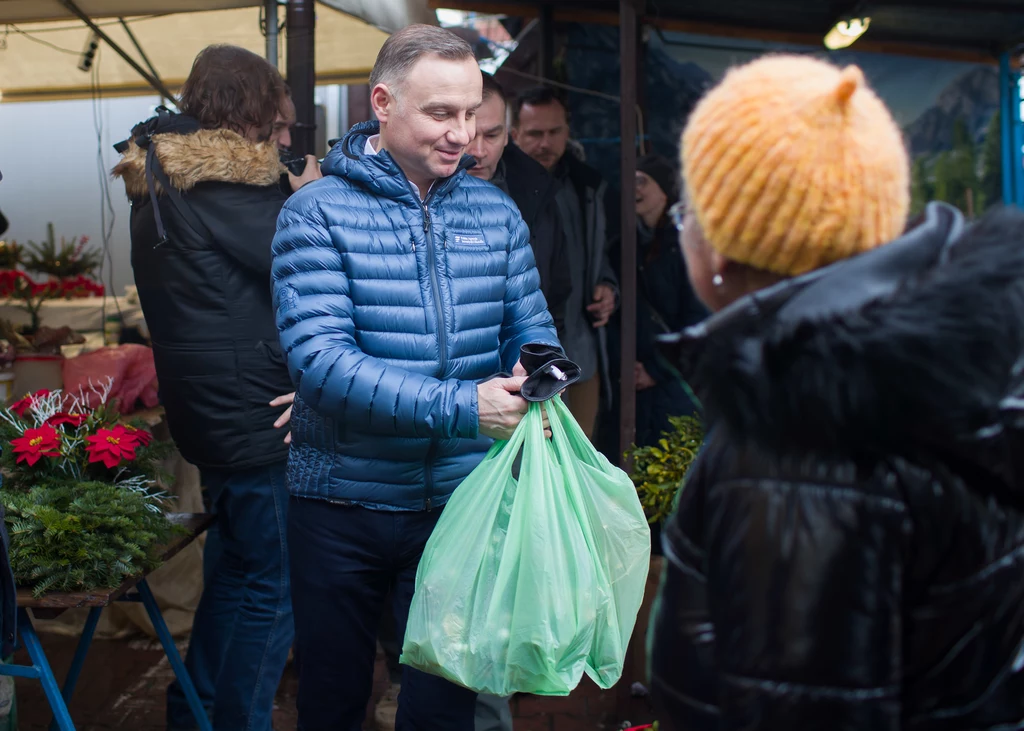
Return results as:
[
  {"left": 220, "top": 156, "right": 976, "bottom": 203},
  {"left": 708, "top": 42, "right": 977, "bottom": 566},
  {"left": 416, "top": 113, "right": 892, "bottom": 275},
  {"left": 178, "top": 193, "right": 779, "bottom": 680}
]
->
[
  {"left": 663, "top": 202, "right": 1024, "bottom": 489},
  {"left": 322, "top": 121, "right": 474, "bottom": 204}
]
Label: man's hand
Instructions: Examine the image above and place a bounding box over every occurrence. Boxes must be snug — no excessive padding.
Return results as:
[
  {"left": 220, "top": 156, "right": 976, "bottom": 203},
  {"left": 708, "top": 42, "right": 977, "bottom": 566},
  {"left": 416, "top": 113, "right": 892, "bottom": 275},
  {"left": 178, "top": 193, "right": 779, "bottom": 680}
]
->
[
  {"left": 271, "top": 392, "right": 295, "bottom": 444},
  {"left": 587, "top": 283, "right": 617, "bottom": 328},
  {"left": 477, "top": 377, "right": 552, "bottom": 440},
  {"left": 512, "top": 359, "right": 528, "bottom": 377},
  {"left": 288, "top": 155, "right": 322, "bottom": 192},
  {"left": 635, "top": 362, "right": 657, "bottom": 391}
]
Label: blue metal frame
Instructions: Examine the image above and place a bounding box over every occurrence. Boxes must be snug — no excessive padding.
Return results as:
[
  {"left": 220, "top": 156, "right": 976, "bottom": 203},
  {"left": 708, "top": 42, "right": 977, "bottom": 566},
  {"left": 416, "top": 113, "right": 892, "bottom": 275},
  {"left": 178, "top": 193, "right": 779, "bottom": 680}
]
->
[
  {"left": 999, "top": 51, "right": 1024, "bottom": 207},
  {"left": 0, "top": 579, "right": 211, "bottom": 731}
]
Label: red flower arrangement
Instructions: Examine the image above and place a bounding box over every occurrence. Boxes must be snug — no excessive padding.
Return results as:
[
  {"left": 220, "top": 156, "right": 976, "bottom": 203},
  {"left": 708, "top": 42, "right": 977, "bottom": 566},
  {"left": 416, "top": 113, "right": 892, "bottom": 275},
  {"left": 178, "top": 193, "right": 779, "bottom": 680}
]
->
[
  {"left": 0, "top": 382, "right": 159, "bottom": 489},
  {"left": 11, "top": 425, "right": 61, "bottom": 466}
]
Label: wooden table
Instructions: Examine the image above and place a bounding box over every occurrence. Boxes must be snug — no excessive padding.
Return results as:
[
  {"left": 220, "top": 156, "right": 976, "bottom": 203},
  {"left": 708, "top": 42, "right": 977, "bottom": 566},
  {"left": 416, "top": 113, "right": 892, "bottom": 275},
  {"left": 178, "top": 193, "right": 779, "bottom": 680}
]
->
[{"left": 0, "top": 513, "right": 214, "bottom": 731}]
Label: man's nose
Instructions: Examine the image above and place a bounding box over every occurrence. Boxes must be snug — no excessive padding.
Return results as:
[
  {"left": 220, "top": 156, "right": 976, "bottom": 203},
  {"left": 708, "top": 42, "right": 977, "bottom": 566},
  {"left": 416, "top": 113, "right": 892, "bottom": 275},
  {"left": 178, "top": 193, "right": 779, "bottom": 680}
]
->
[
  {"left": 449, "top": 117, "right": 473, "bottom": 147},
  {"left": 467, "top": 135, "right": 485, "bottom": 159}
]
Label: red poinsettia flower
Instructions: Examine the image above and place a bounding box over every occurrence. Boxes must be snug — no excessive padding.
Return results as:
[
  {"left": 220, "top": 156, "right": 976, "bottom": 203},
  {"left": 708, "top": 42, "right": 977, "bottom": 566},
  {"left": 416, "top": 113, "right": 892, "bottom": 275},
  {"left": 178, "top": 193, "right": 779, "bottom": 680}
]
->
[
  {"left": 47, "top": 412, "right": 88, "bottom": 429},
  {"left": 10, "top": 389, "right": 51, "bottom": 418},
  {"left": 85, "top": 425, "right": 140, "bottom": 469},
  {"left": 11, "top": 425, "right": 61, "bottom": 466},
  {"left": 124, "top": 425, "right": 153, "bottom": 447}
]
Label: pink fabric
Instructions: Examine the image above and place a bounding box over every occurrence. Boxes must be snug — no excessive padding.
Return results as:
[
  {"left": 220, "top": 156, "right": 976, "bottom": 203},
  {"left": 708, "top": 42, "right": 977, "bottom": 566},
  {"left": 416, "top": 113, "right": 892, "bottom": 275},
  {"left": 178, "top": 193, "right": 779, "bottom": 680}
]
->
[{"left": 61, "top": 345, "right": 159, "bottom": 414}]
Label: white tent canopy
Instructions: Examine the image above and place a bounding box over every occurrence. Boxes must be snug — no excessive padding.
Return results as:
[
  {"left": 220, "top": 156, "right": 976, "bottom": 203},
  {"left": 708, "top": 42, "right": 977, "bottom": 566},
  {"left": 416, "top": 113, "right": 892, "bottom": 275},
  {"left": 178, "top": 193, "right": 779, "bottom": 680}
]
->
[
  {"left": 0, "top": 4, "right": 392, "bottom": 102},
  {"left": 0, "top": 0, "right": 431, "bottom": 31}
]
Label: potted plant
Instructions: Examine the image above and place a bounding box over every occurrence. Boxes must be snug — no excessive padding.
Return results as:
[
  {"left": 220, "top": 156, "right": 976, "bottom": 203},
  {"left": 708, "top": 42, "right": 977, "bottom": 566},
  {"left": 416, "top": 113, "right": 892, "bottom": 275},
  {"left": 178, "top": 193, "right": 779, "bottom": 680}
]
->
[{"left": 0, "top": 381, "right": 182, "bottom": 597}]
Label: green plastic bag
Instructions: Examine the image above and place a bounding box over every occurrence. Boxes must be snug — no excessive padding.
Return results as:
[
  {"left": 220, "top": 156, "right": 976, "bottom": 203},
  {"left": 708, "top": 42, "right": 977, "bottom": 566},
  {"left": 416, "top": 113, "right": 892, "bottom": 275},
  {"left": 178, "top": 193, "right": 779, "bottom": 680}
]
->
[{"left": 401, "top": 395, "right": 651, "bottom": 696}]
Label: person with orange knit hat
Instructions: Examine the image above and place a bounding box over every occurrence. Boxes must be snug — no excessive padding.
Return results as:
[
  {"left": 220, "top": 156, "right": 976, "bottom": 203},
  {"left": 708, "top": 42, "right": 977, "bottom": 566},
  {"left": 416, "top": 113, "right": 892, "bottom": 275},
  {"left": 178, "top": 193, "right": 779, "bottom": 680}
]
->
[{"left": 648, "top": 53, "right": 1024, "bottom": 730}]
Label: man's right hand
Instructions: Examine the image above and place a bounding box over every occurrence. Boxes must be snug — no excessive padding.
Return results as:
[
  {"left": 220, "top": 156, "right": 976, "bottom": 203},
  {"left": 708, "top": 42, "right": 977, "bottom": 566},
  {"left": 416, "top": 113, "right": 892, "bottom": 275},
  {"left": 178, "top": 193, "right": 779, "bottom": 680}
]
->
[{"left": 477, "top": 377, "right": 529, "bottom": 440}]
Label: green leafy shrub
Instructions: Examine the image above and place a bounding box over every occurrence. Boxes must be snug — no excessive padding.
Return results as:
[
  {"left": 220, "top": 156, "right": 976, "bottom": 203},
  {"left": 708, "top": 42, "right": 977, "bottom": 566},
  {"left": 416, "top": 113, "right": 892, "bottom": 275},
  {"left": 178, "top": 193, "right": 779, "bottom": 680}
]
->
[{"left": 629, "top": 415, "right": 704, "bottom": 524}]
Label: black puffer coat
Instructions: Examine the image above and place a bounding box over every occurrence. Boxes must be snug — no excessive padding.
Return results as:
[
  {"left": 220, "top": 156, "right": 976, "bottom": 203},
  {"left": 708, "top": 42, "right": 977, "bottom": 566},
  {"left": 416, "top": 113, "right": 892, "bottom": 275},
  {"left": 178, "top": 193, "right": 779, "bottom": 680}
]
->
[
  {"left": 651, "top": 202, "right": 1024, "bottom": 731},
  {"left": 113, "top": 113, "right": 292, "bottom": 470}
]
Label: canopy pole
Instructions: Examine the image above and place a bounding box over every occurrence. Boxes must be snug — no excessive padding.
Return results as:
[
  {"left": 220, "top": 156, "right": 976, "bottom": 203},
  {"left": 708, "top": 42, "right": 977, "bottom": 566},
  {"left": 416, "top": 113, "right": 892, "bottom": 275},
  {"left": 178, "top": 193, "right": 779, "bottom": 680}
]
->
[
  {"left": 265, "top": 0, "right": 279, "bottom": 68},
  {"left": 58, "top": 0, "right": 177, "bottom": 103},
  {"left": 618, "top": 0, "right": 639, "bottom": 468},
  {"left": 117, "top": 19, "right": 166, "bottom": 103},
  {"left": 287, "top": 0, "right": 317, "bottom": 156}
]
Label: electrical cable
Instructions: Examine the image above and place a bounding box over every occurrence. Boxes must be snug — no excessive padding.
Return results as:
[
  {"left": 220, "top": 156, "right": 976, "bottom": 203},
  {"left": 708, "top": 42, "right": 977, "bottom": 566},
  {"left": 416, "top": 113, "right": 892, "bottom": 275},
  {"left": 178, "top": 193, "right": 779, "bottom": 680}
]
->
[{"left": 89, "top": 48, "right": 124, "bottom": 336}]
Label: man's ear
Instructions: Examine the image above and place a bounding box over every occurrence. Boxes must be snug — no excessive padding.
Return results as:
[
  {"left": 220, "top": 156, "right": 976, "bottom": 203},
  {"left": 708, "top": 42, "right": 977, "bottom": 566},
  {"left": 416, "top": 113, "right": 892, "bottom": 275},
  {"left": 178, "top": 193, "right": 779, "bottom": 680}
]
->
[
  {"left": 370, "top": 83, "right": 393, "bottom": 124},
  {"left": 509, "top": 126, "right": 520, "bottom": 144}
]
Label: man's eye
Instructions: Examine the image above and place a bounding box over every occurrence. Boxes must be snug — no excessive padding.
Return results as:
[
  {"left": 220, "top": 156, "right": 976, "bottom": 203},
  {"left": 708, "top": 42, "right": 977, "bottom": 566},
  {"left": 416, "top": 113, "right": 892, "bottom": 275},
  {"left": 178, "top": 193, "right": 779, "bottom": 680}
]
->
[
  {"left": 432, "top": 113, "right": 448, "bottom": 121},
  {"left": 487, "top": 133, "right": 501, "bottom": 140}
]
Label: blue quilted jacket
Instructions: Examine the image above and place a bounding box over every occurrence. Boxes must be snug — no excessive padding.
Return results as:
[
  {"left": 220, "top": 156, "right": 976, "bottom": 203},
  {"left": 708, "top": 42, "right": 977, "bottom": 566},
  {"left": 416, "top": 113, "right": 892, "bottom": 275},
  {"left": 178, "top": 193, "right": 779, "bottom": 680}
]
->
[{"left": 272, "top": 122, "right": 559, "bottom": 510}]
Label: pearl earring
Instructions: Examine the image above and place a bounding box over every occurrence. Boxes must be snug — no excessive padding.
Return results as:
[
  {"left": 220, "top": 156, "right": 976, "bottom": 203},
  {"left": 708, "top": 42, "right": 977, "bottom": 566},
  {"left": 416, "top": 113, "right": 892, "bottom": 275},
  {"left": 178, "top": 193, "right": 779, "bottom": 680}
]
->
[{"left": 712, "top": 274, "right": 724, "bottom": 288}]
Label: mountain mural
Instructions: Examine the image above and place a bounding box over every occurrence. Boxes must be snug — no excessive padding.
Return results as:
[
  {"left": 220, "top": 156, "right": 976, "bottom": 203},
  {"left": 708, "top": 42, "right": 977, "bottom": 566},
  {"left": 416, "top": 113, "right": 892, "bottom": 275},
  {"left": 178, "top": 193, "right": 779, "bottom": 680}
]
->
[{"left": 904, "top": 65, "right": 1000, "bottom": 157}]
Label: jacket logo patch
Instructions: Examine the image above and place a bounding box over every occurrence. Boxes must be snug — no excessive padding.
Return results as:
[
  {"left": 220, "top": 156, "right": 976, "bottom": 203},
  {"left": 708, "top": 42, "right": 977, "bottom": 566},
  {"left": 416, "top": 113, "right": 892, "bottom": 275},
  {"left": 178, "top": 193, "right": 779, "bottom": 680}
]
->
[{"left": 452, "top": 232, "right": 486, "bottom": 246}]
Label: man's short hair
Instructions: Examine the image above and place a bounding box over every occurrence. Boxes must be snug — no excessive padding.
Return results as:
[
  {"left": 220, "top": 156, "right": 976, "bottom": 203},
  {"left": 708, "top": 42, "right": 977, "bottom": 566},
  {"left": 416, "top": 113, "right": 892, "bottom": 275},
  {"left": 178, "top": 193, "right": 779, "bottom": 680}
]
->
[
  {"left": 481, "top": 72, "right": 507, "bottom": 106},
  {"left": 179, "top": 44, "right": 290, "bottom": 138},
  {"left": 511, "top": 86, "right": 568, "bottom": 127},
  {"left": 369, "top": 24, "right": 475, "bottom": 91}
]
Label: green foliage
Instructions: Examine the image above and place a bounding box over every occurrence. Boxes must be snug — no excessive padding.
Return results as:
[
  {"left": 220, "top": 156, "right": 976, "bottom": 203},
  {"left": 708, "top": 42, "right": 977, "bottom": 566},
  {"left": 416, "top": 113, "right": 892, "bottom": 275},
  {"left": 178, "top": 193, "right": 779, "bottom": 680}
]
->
[
  {"left": 24, "top": 223, "right": 101, "bottom": 279},
  {"left": 981, "top": 110, "right": 1003, "bottom": 209},
  {"left": 2, "top": 480, "right": 184, "bottom": 597},
  {"left": 910, "top": 157, "right": 933, "bottom": 217},
  {"left": 628, "top": 415, "right": 704, "bottom": 525}
]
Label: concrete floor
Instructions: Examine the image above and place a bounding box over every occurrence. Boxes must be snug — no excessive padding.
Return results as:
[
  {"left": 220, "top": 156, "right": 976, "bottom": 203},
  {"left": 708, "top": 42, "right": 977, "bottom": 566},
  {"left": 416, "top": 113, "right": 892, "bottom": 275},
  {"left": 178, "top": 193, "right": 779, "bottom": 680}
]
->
[{"left": 11, "top": 632, "right": 655, "bottom": 730}]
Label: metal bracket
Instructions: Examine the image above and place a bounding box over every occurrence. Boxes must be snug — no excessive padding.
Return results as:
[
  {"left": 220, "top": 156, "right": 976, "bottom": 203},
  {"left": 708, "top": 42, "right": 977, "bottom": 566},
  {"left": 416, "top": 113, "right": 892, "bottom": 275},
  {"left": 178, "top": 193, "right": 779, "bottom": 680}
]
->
[{"left": 57, "top": 0, "right": 178, "bottom": 104}]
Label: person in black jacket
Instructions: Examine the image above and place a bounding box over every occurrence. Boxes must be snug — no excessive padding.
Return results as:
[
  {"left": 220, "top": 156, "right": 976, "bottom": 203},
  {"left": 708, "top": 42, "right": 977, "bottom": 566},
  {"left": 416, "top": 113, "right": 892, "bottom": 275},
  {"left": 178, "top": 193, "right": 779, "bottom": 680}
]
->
[
  {"left": 467, "top": 73, "right": 571, "bottom": 333},
  {"left": 651, "top": 54, "right": 1024, "bottom": 731},
  {"left": 113, "top": 45, "right": 320, "bottom": 731},
  {"left": 631, "top": 155, "right": 706, "bottom": 446}
]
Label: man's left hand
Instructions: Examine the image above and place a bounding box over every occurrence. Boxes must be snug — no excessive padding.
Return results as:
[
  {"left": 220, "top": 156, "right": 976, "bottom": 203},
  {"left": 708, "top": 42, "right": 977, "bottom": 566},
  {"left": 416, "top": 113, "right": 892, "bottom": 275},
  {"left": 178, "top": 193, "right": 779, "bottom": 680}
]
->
[
  {"left": 271, "top": 392, "right": 295, "bottom": 444},
  {"left": 587, "top": 283, "right": 617, "bottom": 328}
]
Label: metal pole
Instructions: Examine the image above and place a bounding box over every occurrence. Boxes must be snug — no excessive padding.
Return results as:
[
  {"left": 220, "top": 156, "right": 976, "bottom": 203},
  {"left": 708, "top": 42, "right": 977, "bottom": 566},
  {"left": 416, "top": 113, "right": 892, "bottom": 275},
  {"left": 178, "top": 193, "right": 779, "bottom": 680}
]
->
[
  {"left": 287, "top": 0, "right": 317, "bottom": 156},
  {"left": 117, "top": 18, "right": 166, "bottom": 103},
  {"left": 264, "top": 0, "right": 279, "bottom": 68},
  {"left": 59, "top": 0, "right": 177, "bottom": 103},
  {"left": 618, "top": 0, "right": 638, "bottom": 466},
  {"left": 539, "top": 4, "right": 555, "bottom": 80},
  {"left": 1000, "top": 52, "right": 1014, "bottom": 205}
]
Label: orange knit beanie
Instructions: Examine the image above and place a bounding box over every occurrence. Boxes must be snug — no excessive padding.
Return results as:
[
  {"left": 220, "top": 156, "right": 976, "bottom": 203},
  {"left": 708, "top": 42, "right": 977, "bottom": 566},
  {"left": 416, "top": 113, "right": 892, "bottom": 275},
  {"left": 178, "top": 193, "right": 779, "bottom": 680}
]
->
[{"left": 681, "top": 55, "right": 910, "bottom": 277}]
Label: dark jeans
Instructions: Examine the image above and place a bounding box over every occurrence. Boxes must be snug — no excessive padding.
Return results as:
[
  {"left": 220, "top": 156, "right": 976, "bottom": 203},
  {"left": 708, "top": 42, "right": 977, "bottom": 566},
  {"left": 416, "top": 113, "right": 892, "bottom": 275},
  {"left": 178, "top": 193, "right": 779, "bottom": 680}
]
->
[
  {"left": 167, "top": 462, "right": 294, "bottom": 731},
  {"left": 289, "top": 497, "right": 477, "bottom": 731}
]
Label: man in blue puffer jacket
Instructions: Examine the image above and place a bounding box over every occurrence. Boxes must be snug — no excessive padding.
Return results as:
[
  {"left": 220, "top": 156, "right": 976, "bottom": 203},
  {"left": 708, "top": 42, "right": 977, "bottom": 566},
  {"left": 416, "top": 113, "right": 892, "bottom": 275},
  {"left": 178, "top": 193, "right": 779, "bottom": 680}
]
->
[{"left": 271, "top": 24, "right": 560, "bottom": 731}]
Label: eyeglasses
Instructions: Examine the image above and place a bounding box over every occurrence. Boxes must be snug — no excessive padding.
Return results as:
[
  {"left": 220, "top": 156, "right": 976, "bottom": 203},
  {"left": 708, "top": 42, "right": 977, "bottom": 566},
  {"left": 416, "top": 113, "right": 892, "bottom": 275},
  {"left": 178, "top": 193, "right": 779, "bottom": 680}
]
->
[{"left": 668, "top": 201, "right": 687, "bottom": 232}]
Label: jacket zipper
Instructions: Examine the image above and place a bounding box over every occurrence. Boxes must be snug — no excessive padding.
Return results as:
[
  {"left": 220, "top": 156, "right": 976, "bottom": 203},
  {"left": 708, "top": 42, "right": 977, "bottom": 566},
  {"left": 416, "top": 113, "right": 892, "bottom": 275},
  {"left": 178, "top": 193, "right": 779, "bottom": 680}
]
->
[{"left": 422, "top": 197, "right": 445, "bottom": 511}]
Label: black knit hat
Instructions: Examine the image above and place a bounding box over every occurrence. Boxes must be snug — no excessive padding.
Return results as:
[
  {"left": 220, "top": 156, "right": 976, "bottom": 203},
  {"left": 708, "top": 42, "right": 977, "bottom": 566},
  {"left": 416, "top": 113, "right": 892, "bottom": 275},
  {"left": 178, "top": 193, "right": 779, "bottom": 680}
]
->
[{"left": 637, "top": 154, "right": 679, "bottom": 201}]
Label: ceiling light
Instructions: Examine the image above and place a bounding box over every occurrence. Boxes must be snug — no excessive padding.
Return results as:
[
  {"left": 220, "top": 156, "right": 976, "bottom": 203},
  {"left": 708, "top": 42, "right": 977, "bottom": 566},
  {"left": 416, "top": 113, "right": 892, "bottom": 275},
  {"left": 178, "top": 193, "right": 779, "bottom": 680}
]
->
[{"left": 824, "top": 17, "right": 871, "bottom": 50}]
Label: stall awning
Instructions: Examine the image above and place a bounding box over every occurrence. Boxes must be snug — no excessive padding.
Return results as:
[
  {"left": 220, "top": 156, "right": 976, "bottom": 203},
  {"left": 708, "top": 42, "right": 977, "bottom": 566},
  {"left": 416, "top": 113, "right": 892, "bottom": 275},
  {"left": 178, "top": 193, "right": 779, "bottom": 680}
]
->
[{"left": 0, "top": 3, "right": 390, "bottom": 102}]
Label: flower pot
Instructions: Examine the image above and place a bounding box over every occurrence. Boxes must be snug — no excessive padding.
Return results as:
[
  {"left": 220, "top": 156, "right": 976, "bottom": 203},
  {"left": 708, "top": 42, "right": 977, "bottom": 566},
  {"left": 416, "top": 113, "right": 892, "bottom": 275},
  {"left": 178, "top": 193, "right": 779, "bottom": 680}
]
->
[{"left": 12, "top": 354, "right": 63, "bottom": 397}]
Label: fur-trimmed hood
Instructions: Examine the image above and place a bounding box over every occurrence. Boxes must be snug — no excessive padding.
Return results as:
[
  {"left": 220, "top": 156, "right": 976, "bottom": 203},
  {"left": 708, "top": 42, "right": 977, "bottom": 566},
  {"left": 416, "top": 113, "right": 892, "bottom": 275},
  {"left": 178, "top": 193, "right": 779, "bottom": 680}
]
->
[
  {"left": 112, "top": 126, "right": 284, "bottom": 198},
  {"left": 666, "top": 202, "right": 1024, "bottom": 490}
]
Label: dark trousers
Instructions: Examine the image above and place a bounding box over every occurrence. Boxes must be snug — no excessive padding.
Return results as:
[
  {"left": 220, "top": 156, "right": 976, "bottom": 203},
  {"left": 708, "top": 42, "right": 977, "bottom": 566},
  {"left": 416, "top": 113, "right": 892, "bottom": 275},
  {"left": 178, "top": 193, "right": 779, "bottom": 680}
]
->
[
  {"left": 167, "top": 462, "right": 293, "bottom": 731},
  {"left": 289, "top": 497, "right": 477, "bottom": 731}
]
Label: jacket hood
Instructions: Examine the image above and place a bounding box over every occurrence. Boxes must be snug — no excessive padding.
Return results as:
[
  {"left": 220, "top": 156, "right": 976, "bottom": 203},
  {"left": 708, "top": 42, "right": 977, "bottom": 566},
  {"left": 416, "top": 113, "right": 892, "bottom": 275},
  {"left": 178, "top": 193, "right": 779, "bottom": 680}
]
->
[
  {"left": 112, "top": 118, "right": 284, "bottom": 198},
  {"left": 321, "top": 121, "right": 474, "bottom": 203},
  {"left": 667, "top": 202, "right": 1024, "bottom": 491}
]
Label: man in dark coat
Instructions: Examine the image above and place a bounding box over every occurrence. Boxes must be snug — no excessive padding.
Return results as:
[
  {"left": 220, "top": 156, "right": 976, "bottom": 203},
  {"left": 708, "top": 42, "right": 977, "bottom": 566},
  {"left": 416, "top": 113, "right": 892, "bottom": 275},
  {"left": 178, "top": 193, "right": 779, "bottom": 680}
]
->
[
  {"left": 467, "top": 73, "right": 570, "bottom": 334},
  {"left": 113, "top": 45, "right": 320, "bottom": 731},
  {"left": 511, "top": 87, "right": 618, "bottom": 440}
]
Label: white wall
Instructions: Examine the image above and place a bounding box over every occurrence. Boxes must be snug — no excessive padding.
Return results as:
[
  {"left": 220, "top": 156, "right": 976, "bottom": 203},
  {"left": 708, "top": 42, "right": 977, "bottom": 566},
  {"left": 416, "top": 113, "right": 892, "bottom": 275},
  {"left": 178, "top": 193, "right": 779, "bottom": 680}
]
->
[
  {"left": 0, "top": 86, "right": 344, "bottom": 296},
  {"left": 0, "top": 95, "right": 161, "bottom": 296}
]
